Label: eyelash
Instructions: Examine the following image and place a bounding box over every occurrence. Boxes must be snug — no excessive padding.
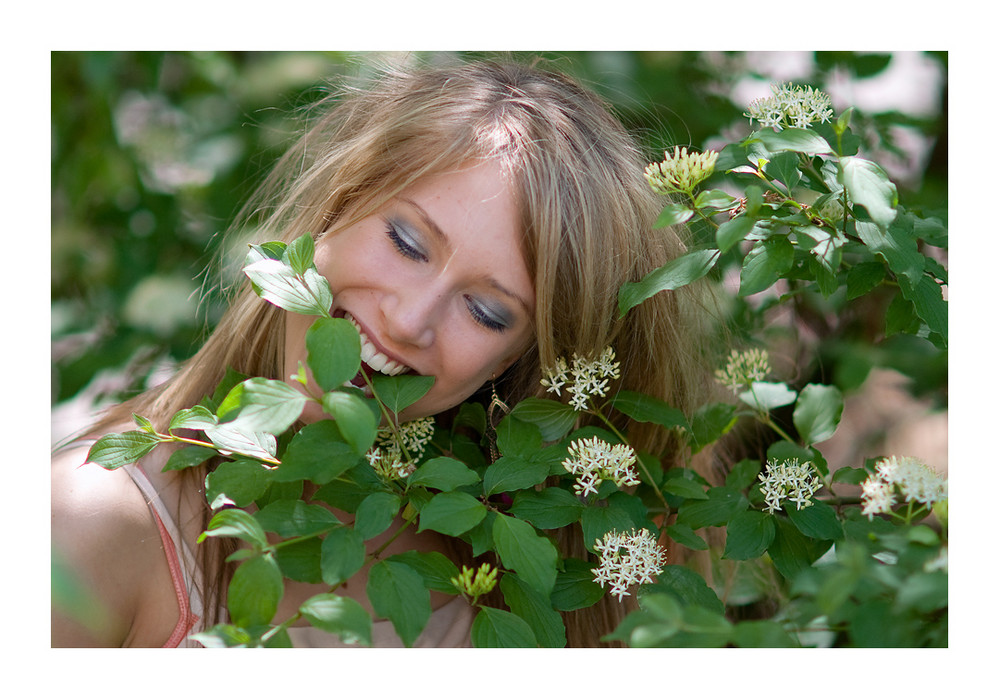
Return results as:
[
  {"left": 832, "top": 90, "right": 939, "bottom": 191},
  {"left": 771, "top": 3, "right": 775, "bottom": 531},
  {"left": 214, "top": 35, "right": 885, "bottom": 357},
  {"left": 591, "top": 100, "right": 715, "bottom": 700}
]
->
[
  {"left": 386, "top": 221, "right": 426, "bottom": 262},
  {"left": 385, "top": 221, "right": 509, "bottom": 334}
]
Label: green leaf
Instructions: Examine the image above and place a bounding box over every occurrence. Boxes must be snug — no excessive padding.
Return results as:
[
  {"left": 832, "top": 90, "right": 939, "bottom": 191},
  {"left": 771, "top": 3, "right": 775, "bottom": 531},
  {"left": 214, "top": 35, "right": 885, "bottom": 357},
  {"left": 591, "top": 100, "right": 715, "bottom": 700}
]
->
[
  {"left": 677, "top": 486, "right": 748, "bottom": 529},
  {"left": 203, "top": 423, "right": 277, "bottom": 461},
  {"left": 725, "top": 459, "right": 763, "bottom": 490},
  {"left": 767, "top": 517, "right": 831, "bottom": 581},
  {"left": 320, "top": 390, "right": 378, "bottom": 455},
  {"left": 580, "top": 495, "right": 652, "bottom": 554},
  {"left": 763, "top": 151, "right": 802, "bottom": 191},
  {"left": 688, "top": 402, "right": 738, "bottom": 454},
  {"left": 716, "top": 215, "right": 756, "bottom": 253},
  {"left": 228, "top": 553, "right": 283, "bottom": 628},
  {"left": 694, "top": 189, "right": 737, "bottom": 210},
  {"left": 483, "top": 455, "right": 550, "bottom": 497},
  {"left": 254, "top": 499, "right": 339, "bottom": 538},
  {"left": 609, "top": 390, "right": 689, "bottom": 431},
  {"left": 275, "top": 420, "right": 360, "bottom": 484},
  {"left": 168, "top": 405, "right": 218, "bottom": 432},
  {"left": 199, "top": 508, "right": 268, "bottom": 549},
  {"left": 854, "top": 220, "right": 924, "bottom": 287},
  {"left": 551, "top": 558, "right": 605, "bottom": 611},
  {"left": 417, "top": 491, "right": 487, "bottom": 537},
  {"left": 162, "top": 444, "right": 219, "bottom": 472},
  {"left": 723, "top": 510, "right": 776, "bottom": 560},
  {"left": 738, "top": 381, "right": 797, "bottom": 412},
  {"left": 846, "top": 261, "right": 886, "bottom": 299},
  {"left": 407, "top": 456, "right": 481, "bottom": 492},
  {"left": 640, "top": 566, "right": 724, "bottom": 614},
  {"left": 492, "top": 513, "right": 559, "bottom": 597},
  {"left": 371, "top": 374, "right": 435, "bottom": 418},
  {"left": 354, "top": 492, "right": 401, "bottom": 540},
  {"left": 471, "top": 607, "right": 538, "bottom": 648},
  {"left": 320, "top": 526, "right": 366, "bottom": 585},
  {"left": 662, "top": 475, "right": 708, "bottom": 500},
  {"left": 220, "top": 378, "right": 307, "bottom": 436},
  {"left": 366, "top": 560, "right": 431, "bottom": 647},
  {"left": 654, "top": 202, "right": 695, "bottom": 228},
  {"left": 500, "top": 574, "right": 566, "bottom": 648},
  {"left": 509, "top": 487, "right": 585, "bottom": 529},
  {"left": 205, "top": 459, "right": 275, "bottom": 507},
  {"left": 899, "top": 273, "right": 948, "bottom": 344},
  {"left": 86, "top": 431, "right": 162, "bottom": 470},
  {"left": 243, "top": 255, "right": 333, "bottom": 317},
  {"left": 833, "top": 466, "right": 868, "bottom": 485},
  {"left": 841, "top": 156, "right": 898, "bottom": 229},
  {"left": 739, "top": 237, "right": 794, "bottom": 297},
  {"left": 509, "top": 397, "right": 578, "bottom": 442},
  {"left": 385, "top": 550, "right": 461, "bottom": 594},
  {"left": 273, "top": 537, "right": 323, "bottom": 583},
  {"left": 283, "top": 234, "right": 315, "bottom": 276},
  {"left": 786, "top": 500, "right": 843, "bottom": 541},
  {"left": 307, "top": 317, "right": 362, "bottom": 392},
  {"left": 299, "top": 593, "right": 372, "bottom": 647},
  {"left": 732, "top": 620, "right": 799, "bottom": 648},
  {"left": 756, "top": 127, "right": 833, "bottom": 155},
  {"left": 793, "top": 384, "right": 844, "bottom": 445},
  {"left": 618, "top": 248, "right": 720, "bottom": 317},
  {"left": 665, "top": 523, "right": 708, "bottom": 550}
]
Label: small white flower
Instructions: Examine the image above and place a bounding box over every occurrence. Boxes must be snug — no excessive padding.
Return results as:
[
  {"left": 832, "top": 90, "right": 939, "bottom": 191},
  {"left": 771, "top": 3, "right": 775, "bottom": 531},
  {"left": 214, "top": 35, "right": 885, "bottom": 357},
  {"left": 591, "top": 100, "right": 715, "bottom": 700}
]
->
[
  {"left": 542, "top": 347, "right": 621, "bottom": 412},
  {"left": 746, "top": 83, "right": 834, "bottom": 132},
  {"left": 592, "top": 528, "right": 668, "bottom": 601},
  {"left": 366, "top": 417, "right": 435, "bottom": 482},
  {"left": 861, "top": 456, "right": 947, "bottom": 519},
  {"left": 757, "top": 458, "right": 822, "bottom": 514},
  {"left": 860, "top": 477, "right": 897, "bottom": 519},
  {"left": 562, "top": 436, "right": 640, "bottom": 497}
]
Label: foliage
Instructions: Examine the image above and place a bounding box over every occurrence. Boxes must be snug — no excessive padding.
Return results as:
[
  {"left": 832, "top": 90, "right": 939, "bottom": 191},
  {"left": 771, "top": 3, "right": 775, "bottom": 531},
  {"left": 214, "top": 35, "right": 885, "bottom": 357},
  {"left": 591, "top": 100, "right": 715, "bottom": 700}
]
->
[{"left": 66, "top": 53, "right": 948, "bottom": 647}]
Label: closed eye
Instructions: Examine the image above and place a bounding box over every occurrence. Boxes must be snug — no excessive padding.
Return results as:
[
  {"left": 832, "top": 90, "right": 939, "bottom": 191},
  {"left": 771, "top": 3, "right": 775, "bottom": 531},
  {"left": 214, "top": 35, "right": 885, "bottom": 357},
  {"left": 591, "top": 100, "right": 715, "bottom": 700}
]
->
[
  {"left": 464, "top": 295, "right": 509, "bottom": 333},
  {"left": 385, "top": 220, "right": 426, "bottom": 262}
]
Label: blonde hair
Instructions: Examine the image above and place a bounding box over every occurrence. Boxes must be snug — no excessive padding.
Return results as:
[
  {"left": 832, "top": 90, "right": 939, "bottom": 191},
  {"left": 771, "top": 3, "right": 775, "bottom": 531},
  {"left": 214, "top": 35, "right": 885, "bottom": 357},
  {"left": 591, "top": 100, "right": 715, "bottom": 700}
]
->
[{"left": 90, "top": 57, "right": 720, "bottom": 646}]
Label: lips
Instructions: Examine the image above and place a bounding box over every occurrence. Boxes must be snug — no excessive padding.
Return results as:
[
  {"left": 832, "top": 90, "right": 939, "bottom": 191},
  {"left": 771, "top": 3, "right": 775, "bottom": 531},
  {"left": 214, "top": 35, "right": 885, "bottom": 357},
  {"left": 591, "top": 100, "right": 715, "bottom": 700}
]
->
[{"left": 342, "top": 312, "right": 411, "bottom": 377}]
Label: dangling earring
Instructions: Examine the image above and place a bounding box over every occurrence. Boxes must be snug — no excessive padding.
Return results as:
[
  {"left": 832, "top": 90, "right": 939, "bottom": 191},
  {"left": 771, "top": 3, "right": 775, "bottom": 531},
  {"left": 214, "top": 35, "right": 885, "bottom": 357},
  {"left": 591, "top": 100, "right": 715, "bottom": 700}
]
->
[{"left": 486, "top": 378, "right": 509, "bottom": 463}]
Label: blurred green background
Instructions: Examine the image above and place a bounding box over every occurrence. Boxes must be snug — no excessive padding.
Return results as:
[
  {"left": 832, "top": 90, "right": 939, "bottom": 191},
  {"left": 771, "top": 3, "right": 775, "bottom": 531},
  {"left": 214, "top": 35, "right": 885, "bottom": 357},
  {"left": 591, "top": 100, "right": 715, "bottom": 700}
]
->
[{"left": 51, "top": 51, "right": 947, "bottom": 445}]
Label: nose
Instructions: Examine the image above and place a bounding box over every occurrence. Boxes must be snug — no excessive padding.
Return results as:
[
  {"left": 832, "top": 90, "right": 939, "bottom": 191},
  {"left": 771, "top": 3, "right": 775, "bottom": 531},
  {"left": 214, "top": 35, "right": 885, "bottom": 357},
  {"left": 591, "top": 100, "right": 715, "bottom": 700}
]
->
[{"left": 380, "top": 282, "right": 441, "bottom": 349}]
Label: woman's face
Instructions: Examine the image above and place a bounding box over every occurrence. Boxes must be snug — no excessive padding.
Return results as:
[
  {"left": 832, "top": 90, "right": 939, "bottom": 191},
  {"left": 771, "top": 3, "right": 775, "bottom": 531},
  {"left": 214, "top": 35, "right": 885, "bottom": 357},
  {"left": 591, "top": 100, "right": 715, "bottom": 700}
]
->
[{"left": 285, "top": 160, "right": 535, "bottom": 424}]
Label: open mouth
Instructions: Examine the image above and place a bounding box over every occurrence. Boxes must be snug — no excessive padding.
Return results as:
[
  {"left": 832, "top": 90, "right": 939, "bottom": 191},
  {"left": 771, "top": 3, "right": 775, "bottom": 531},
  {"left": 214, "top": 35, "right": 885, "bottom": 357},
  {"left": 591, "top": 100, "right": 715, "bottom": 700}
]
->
[{"left": 339, "top": 311, "right": 413, "bottom": 389}]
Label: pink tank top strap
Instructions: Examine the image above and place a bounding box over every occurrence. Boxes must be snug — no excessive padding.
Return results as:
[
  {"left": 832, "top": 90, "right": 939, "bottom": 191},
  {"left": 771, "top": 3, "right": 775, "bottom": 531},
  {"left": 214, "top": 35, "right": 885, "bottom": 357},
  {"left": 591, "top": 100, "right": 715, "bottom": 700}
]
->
[{"left": 121, "top": 462, "right": 204, "bottom": 647}]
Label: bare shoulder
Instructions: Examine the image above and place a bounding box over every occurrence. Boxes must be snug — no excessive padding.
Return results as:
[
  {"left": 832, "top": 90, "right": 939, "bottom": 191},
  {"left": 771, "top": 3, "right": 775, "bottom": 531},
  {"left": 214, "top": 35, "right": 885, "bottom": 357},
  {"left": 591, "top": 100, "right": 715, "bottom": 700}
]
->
[{"left": 51, "top": 444, "right": 178, "bottom": 647}]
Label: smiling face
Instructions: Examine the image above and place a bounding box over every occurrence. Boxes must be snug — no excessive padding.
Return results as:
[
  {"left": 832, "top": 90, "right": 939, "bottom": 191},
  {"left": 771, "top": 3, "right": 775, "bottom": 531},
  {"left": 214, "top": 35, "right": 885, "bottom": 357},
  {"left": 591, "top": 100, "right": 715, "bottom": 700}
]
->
[{"left": 284, "top": 160, "right": 536, "bottom": 424}]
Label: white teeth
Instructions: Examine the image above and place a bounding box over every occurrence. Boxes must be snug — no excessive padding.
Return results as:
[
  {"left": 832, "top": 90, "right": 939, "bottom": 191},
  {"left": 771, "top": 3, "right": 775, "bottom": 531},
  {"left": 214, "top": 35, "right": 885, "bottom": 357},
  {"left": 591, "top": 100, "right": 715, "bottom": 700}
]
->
[{"left": 344, "top": 313, "right": 410, "bottom": 377}]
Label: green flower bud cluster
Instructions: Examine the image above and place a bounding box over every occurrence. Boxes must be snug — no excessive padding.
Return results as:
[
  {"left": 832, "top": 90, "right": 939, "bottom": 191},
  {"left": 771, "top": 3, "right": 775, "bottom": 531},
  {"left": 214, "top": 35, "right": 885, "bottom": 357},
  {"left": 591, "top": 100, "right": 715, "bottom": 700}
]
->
[{"left": 644, "top": 146, "right": 720, "bottom": 196}]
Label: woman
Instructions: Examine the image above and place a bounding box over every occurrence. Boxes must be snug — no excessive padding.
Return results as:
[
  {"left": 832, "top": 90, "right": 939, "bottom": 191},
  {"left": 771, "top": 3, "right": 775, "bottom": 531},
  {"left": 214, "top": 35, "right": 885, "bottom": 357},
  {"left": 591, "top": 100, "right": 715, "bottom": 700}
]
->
[{"left": 51, "top": 58, "right": 716, "bottom": 647}]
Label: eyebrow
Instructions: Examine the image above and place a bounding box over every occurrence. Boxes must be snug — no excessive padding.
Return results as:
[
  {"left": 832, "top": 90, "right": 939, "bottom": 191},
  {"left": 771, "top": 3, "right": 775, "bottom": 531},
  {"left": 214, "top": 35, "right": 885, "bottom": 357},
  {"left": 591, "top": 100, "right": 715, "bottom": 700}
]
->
[{"left": 399, "top": 196, "right": 534, "bottom": 316}]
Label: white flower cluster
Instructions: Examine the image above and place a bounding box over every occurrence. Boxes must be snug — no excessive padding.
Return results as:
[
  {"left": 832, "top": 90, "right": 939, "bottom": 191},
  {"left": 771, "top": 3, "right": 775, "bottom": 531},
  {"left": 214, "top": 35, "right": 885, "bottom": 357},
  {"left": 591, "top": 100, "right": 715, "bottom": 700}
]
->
[
  {"left": 758, "top": 458, "right": 822, "bottom": 514},
  {"left": 861, "top": 456, "right": 947, "bottom": 520},
  {"left": 592, "top": 528, "right": 668, "bottom": 601},
  {"left": 541, "top": 347, "right": 621, "bottom": 411},
  {"left": 644, "top": 146, "right": 720, "bottom": 195},
  {"left": 562, "top": 436, "right": 640, "bottom": 497},
  {"left": 366, "top": 416, "right": 435, "bottom": 481},
  {"left": 714, "top": 348, "right": 771, "bottom": 395},
  {"left": 746, "top": 83, "right": 835, "bottom": 131}
]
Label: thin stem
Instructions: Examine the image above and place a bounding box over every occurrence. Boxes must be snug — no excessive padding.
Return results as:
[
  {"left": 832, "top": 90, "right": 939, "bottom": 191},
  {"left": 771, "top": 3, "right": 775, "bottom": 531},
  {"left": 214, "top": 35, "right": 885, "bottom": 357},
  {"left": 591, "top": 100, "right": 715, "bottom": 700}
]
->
[{"left": 158, "top": 432, "right": 282, "bottom": 467}]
